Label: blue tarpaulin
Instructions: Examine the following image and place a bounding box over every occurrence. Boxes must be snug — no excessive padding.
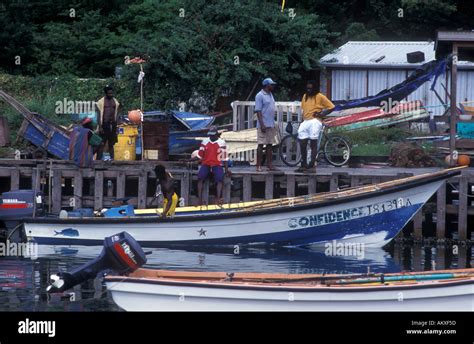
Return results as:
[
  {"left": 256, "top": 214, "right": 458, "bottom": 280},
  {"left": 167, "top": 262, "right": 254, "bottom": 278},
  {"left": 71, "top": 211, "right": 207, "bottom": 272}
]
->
[
  {"left": 333, "top": 59, "right": 448, "bottom": 111},
  {"left": 171, "top": 111, "right": 215, "bottom": 130}
]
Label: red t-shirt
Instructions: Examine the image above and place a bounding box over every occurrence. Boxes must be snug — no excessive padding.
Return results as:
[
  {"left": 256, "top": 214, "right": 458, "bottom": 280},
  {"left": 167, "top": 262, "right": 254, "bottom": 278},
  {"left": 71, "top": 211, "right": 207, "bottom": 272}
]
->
[{"left": 197, "top": 138, "right": 227, "bottom": 167}]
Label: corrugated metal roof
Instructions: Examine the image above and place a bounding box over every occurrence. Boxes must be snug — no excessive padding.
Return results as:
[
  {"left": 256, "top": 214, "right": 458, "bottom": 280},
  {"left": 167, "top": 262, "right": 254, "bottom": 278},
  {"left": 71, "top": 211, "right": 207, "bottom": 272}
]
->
[{"left": 320, "top": 41, "right": 437, "bottom": 68}]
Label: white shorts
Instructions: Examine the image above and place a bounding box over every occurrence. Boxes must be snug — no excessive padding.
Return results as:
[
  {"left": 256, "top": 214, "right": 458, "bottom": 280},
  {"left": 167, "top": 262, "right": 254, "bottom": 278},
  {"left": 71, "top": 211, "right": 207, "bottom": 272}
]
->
[{"left": 297, "top": 118, "right": 322, "bottom": 140}]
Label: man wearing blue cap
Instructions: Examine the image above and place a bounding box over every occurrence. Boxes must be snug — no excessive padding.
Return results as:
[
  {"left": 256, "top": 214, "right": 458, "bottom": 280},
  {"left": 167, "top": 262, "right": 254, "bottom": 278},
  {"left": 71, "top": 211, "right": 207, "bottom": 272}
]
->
[{"left": 255, "top": 77, "right": 278, "bottom": 172}]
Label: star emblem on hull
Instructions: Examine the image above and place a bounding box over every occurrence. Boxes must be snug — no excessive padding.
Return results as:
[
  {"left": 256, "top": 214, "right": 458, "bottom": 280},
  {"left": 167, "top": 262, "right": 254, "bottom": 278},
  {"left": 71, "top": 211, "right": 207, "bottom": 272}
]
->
[{"left": 198, "top": 228, "right": 207, "bottom": 236}]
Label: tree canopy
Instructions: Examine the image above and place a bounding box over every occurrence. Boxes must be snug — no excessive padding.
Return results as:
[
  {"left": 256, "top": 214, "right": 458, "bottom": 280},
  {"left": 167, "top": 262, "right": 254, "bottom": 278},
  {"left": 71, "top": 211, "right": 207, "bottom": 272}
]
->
[{"left": 0, "top": 0, "right": 470, "bottom": 110}]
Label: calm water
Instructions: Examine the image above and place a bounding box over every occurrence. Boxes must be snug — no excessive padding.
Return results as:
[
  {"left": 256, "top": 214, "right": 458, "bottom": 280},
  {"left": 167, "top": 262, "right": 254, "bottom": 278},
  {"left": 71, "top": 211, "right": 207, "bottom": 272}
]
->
[{"left": 0, "top": 244, "right": 472, "bottom": 311}]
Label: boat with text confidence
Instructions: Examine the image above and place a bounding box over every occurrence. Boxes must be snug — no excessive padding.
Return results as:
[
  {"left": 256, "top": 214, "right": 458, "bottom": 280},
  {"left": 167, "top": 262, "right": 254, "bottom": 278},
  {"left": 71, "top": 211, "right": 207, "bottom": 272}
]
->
[
  {"left": 23, "top": 167, "right": 464, "bottom": 248},
  {"left": 105, "top": 268, "right": 474, "bottom": 311}
]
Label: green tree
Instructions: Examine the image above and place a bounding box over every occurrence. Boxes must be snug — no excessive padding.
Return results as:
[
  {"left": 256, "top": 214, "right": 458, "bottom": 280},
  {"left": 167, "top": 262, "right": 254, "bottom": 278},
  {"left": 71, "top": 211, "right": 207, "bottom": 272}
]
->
[{"left": 114, "top": 0, "right": 334, "bottom": 110}]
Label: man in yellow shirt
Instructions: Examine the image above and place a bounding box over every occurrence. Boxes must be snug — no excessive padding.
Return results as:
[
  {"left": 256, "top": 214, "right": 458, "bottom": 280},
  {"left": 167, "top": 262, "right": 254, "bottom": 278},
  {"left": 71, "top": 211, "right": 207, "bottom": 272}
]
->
[{"left": 296, "top": 80, "right": 335, "bottom": 172}]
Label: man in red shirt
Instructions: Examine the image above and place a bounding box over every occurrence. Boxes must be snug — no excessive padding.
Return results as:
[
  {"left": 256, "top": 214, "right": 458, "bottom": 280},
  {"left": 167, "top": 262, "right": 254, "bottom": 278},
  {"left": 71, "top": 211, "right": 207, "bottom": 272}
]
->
[{"left": 197, "top": 126, "right": 231, "bottom": 205}]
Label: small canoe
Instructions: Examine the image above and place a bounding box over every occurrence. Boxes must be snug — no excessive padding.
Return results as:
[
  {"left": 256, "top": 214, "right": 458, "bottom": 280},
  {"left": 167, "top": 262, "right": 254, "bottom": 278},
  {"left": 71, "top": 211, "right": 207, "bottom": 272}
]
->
[
  {"left": 105, "top": 267, "right": 474, "bottom": 311},
  {"left": 330, "top": 107, "right": 429, "bottom": 132}
]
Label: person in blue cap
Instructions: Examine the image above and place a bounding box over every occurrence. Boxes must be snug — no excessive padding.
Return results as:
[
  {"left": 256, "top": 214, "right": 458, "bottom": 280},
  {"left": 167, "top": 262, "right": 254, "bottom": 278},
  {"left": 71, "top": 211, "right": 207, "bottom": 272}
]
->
[{"left": 254, "top": 77, "right": 278, "bottom": 172}]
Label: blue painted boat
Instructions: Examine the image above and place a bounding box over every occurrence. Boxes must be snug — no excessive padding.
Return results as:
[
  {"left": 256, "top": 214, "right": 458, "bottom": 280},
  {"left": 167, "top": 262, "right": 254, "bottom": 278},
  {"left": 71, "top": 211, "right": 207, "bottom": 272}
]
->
[{"left": 23, "top": 167, "right": 463, "bottom": 248}]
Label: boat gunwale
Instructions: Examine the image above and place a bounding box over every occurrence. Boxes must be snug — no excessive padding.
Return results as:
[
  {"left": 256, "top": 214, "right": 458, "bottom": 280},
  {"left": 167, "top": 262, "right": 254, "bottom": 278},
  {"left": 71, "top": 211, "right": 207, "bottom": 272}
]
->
[
  {"left": 105, "top": 274, "right": 474, "bottom": 293},
  {"left": 23, "top": 168, "right": 464, "bottom": 225}
]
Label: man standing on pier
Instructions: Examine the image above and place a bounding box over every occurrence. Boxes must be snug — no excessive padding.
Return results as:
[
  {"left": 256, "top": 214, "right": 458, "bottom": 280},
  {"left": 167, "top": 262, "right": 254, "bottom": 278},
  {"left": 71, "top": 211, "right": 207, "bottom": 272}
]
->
[
  {"left": 296, "top": 80, "right": 335, "bottom": 173},
  {"left": 255, "top": 78, "right": 278, "bottom": 172},
  {"left": 96, "top": 85, "right": 120, "bottom": 160}
]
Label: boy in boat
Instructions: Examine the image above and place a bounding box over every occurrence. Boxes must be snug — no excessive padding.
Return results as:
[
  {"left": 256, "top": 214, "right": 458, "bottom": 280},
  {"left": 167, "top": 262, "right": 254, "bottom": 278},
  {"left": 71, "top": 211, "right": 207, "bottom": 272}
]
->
[
  {"left": 296, "top": 80, "right": 335, "bottom": 173},
  {"left": 154, "top": 165, "right": 178, "bottom": 218},
  {"left": 196, "top": 126, "right": 231, "bottom": 205}
]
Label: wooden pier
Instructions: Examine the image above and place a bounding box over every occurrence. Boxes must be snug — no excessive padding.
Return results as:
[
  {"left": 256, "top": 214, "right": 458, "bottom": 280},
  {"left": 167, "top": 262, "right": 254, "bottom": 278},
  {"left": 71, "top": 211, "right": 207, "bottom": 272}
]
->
[{"left": 0, "top": 159, "right": 472, "bottom": 241}]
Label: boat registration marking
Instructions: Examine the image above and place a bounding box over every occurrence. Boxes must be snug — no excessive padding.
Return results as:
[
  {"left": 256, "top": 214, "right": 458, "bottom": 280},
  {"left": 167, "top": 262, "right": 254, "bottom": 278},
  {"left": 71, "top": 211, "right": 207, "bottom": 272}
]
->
[{"left": 288, "top": 197, "right": 412, "bottom": 229}]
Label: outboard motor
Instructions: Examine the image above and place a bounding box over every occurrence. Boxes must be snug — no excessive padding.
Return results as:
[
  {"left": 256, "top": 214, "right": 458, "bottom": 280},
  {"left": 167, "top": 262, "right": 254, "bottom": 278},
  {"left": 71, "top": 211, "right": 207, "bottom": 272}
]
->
[
  {"left": 0, "top": 190, "right": 44, "bottom": 242},
  {"left": 47, "top": 231, "right": 147, "bottom": 293}
]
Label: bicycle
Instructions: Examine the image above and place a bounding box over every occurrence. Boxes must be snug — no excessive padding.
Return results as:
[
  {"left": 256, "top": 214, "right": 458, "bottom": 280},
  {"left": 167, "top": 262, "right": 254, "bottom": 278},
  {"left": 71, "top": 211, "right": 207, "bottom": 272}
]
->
[{"left": 278, "top": 121, "right": 351, "bottom": 167}]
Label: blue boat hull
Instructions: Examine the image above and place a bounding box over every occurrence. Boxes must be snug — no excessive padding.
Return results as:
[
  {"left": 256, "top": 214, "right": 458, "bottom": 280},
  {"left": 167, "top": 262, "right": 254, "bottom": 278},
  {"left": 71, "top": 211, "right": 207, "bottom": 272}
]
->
[{"left": 24, "top": 168, "right": 461, "bottom": 248}]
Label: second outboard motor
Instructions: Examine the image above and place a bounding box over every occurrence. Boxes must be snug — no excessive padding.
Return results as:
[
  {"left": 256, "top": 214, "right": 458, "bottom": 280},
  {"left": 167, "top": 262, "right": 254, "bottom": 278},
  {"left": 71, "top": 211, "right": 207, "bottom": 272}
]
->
[{"left": 47, "top": 231, "right": 147, "bottom": 293}]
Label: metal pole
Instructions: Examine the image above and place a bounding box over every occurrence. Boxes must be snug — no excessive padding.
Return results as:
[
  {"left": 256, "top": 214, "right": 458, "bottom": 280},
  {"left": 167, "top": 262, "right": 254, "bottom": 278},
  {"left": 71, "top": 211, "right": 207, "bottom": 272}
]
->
[
  {"left": 449, "top": 44, "right": 458, "bottom": 166},
  {"left": 140, "top": 64, "right": 144, "bottom": 161},
  {"left": 32, "top": 167, "right": 40, "bottom": 219}
]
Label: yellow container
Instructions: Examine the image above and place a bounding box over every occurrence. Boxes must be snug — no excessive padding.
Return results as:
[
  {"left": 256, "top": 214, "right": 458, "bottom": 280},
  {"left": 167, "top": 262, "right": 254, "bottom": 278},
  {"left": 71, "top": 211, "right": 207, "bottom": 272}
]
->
[{"left": 114, "top": 125, "right": 138, "bottom": 161}]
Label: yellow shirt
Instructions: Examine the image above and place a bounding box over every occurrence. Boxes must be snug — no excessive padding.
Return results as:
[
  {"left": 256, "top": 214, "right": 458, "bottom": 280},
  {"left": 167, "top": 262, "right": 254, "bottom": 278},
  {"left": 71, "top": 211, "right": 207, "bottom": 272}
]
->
[{"left": 301, "top": 93, "right": 335, "bottom": 121}]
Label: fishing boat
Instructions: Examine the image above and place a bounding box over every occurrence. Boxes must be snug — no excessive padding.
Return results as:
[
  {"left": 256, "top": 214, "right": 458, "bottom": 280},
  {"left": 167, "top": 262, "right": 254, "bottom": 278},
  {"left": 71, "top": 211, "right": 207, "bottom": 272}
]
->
[
  {"left": 326, "top": 101, "right": 424, "bottom": 129},
  {"left": 329, "top": 108, "right": 430, "bottom": 132},
  {"left": 23, "top": 167, "right": 463, "bottom": 248},
  {"left": 46, "top": 232, "right": 473, "bottom": 311},
  {"left": 104, "top": 267, "right": 474, "bottom": 311}
]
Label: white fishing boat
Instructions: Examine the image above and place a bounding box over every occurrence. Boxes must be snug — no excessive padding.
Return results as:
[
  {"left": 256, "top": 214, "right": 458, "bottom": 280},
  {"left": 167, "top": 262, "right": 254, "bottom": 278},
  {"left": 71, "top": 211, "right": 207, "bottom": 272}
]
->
[
  {"left": 24, "top": 167, "right": 464, "bottom": 248},
  {"left": 105, "top": 268, "right": 474, "bottom": 311}
]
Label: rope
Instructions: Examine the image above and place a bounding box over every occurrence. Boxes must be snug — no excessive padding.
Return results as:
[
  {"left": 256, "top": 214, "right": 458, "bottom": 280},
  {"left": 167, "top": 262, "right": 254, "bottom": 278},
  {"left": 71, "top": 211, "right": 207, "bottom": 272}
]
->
[{"left": 448, "top": 181, "right": 474, "bottom": 198}]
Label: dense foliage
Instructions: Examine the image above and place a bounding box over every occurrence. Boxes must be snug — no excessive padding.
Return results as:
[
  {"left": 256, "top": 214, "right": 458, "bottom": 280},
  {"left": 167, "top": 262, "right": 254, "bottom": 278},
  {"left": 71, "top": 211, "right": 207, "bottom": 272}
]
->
[{"left": 0, "top": 0, "right": 470, "bottom": 112}]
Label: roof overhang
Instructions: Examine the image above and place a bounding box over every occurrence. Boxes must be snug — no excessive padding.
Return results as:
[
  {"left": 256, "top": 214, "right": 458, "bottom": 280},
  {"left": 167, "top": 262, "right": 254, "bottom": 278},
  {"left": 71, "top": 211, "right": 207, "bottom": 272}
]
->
[{"left": 435, "top": 30, "right": 474, "bottom": 60}]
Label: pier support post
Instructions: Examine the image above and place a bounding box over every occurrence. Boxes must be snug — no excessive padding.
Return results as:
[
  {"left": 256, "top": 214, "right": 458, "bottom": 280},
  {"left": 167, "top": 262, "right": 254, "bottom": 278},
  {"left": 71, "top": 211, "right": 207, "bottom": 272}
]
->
[
  {"left": 73, "top": 170, "right": 83, "bottom": 209},
  {"left": 458, "top": 176, "right": 468, "bottom": 241},
  {"left": 202, "top": 179, "right": 210, "bottom": 204},
  {"left": 436, "top": 181, "right": 446, "bottom": 239},
  {"left": 435, "top": 246, "right": 446, "bottom": 270},
  {"left": 412, "top": 245, "right": 423, "bottom": 271},
  {"left": 223, "top": 177, "right": 231, "bottom": 203},
  {"left": 116, "top": 171, "right": 125, "bottom": 199},
  {"left": 286, "top": 174, "right": 295, "bottom": 197},
  {"left": 138, "top": 172, "right": 147, "bottom": 209},
  {"left": 308, "top": 176, "right": 316, "bottom": 195},
  {"left": 180, "top": 172, "right": 190, "bottom": 206},
  {"left": 329, "top": 174, "right": 339, "bottom": 191},
  {"left": 10, "top": 169, "right": 20, "bottom": 190},
  {"left": 458, "top": 245, "right": 467, "bottom": 268},
  {"left": 52, "top": 169, "right": 62, "bottom": 214},
  {"left": 350, "top": 175, "right": 359, "bottom": 187},
  {"left": 243, "top": 175, "right": 252, "bottom": 202},
  {"left": 265, "top": 174, "right": 274, "bottom": 199},
  {"left": 94, "top": 171, "right": 104, "bottom": 210}
]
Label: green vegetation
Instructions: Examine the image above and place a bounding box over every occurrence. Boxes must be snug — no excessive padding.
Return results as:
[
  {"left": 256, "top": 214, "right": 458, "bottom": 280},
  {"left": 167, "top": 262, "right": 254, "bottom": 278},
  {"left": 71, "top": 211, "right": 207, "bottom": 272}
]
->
[
  {"left": 0, "top": 73, "right": 141, "bottom": 143},
  {"left": 1, "top": 0, "right": 469, "bottom": 110},
  {"left": 341, "top": 127, "right": 433, "bottom": 157},
  {"left": 0, "top": 0, "right": 469, "bottom": 151}
]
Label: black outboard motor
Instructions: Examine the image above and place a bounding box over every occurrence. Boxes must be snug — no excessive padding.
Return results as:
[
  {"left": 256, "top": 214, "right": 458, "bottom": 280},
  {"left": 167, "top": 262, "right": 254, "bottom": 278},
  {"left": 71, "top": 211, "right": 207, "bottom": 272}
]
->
[{"left": 47, "top": 231, "right": 147, "bottom": 293}]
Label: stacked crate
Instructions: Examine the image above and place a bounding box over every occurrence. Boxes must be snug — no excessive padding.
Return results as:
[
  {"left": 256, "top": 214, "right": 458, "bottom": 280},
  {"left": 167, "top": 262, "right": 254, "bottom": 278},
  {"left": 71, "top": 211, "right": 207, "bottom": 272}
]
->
[{"left": 142, "top": 119, "right": 170, "bottom": 161}]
